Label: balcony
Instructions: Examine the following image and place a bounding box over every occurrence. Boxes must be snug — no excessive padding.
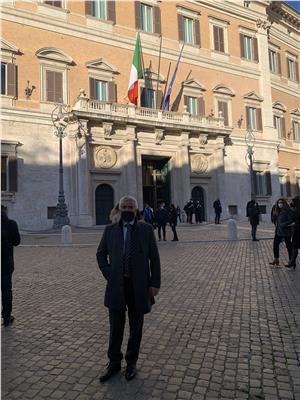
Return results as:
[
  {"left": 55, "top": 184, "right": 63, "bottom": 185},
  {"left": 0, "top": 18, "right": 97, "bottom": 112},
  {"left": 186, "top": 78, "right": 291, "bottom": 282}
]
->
[{"left": 73, "top": 90, "right": 231, "bottom": 135}]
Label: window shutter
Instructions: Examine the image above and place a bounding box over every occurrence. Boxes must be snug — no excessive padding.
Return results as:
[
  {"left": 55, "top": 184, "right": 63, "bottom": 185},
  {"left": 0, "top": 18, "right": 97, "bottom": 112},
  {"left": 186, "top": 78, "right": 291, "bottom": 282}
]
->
[
  {"left": 7, "top": 63, "right": 17, "bottom": 98},
  {"left": 253, "top": 171, "right": 258, "bottom": 196},
  {"left": 107, "top": 1, "right": 116, "bottom": 23},
  {"left": 245, "top": 106, "right": 250, "bottom": 129},
  {"left": 277, "top": 53, "right": 281, "bottom": 74},
  {"left": 219, "top": 102, "right": 229, "bottom": 126},
  {"left": 135, "top": 1, "right": 141, "bottom": 29},
  {"left": 268, "top": 50, "right": 272, "bottom": 70},
  {"left": 156, "top": 90, "right": 163, "bottom": 109},
  {"left": 89, "top": 77, "right": 96, "bottom": 100},
  {"left": 240, "top": 34, "right": 245, "bottom": 58},
  {"left": 85, "top": 1, "right": 92, "bottom": 15},
  {"left": 253, "top": 38, "right": 258, "bottom": 62},
  {"left": 273, "top": 115, "right": 276, "bottom": 128},
  {"left": 295, "top": 61, "right": 299, "bottom": 82},
  {"left": 194, "top": 19, "right": 200, "bottom": 46},
  {"left": 140, "top": 87, "right": 146, "bottom": 107},
  {"left": 287, "top": 58, "right": 290, "bottom": 79},
  {"left": 213, "top": 26, "right": 218, "bottom": 51},
  {"left": 8, "top": 156, "right": 18, "bottom": 192},
  {"left": 46, "top": 70, "right": 55, "bottom": 102},
  {"left": 219, "top": 27, "right": 224, "bottom": 52},
  {"left": 265, "top": 171, "right": 272, "bottom": 195},
  {"left": 198, "top": 97, "right": 205, "bottom": 116},
  {"left": 108, "top": 81, "right": 117, "bottom": 102},
  {"left": 281, "top": 117, "right": 286, "bottom": 138},
  {"left": 54, "top": 72, "right": 63, "bottom": 103},
  {"left": 45, "top": 1, "right": 62, "bottom": 7},
  {"left": 177, "top": 14, "right": 184, "bottom": 42},
  {"left": 184, "top": 95, "right": 188, "bottom": 109},
  {"left": 256, "top": 108, "right": 262, "bottom": 131},
  {"left": 153, "top": 6, "right": 161, "bottom": 35}
]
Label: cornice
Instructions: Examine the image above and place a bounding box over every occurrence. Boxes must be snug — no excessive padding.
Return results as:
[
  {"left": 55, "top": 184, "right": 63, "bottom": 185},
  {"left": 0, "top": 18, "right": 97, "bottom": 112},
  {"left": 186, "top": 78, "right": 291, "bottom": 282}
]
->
[
  {"left": 0, "top": 107, "right": 53, "bottom": 124},
  {"left": 271, "top": 80, "right": 300, "bottom": 98},
  {"left": 0, "top": 4, "right": 261, "bottom": 80},
  {"left": 269, "top": 28, "right": 300, "bottom": 52}
]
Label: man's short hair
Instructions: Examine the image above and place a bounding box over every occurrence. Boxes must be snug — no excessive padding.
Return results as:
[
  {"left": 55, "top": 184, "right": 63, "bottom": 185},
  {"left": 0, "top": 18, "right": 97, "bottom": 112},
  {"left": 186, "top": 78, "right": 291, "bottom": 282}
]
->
[{"left": 119, "top": 196, "right": 138, "bottom": 210}]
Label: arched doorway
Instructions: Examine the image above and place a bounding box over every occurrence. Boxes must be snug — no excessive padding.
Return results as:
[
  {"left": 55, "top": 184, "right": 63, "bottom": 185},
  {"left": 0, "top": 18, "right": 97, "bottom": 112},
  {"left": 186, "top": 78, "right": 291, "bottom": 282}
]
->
[
  {"left": 191, "top": 186, "right": 206, "bottom": 221},
  {"left": 95, "top": 184, "right": 114, "bottom": 225}
]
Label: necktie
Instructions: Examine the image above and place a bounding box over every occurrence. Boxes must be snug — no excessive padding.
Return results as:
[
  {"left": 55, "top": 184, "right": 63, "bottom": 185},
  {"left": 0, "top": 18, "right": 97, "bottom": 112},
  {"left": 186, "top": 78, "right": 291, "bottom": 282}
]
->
[{"left": 123, "top": 224, "right": 132, "bottom": 277}]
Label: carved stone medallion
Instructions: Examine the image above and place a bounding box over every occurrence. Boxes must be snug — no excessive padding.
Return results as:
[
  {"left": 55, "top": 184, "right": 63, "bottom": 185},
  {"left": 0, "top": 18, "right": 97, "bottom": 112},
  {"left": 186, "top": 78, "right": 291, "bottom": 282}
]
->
[
  {"left": 191, "top": 154, "right": 208, "bottom": 174},
  {"left": 94, "top": 146, "right": 117, "bottom": 169}
]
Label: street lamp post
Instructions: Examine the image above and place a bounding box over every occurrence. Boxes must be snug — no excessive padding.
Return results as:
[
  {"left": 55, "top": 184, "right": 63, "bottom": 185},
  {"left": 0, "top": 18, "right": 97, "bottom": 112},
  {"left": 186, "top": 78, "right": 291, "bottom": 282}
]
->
[
  {"left": 51, "top": 102, "right": 70, "bottom": 230},
  {"left": 245, "top": 129, "right": 256, "bottom": 199}
]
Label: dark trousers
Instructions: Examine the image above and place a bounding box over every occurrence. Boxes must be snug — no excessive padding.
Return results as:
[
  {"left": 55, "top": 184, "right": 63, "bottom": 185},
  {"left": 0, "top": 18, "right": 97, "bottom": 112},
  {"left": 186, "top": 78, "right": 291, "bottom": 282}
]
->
[
  {"left": 171, "top": 224, "right": 178, "bottom": 240},
  {"left": 215, "top": 212, "right": 221, "bottom": 224},
  {"left": 188, "top": 213, "right": 193, "bottom": 223},
  {"left": 290, "top": 248, "right": 298, "bottom": 265},
  {"left": 251, "top": 224, "right": 257, "bottom": 240},
  {"left": 1, "top": 273, "right": 13, "bottom": 321},
  {"left": 108, "top": 278, "right": 144, "bottom": 366},
  {"left": 157, "top": 224, "right": 166, "bottom": 240},
  {"left": 195, "top": 213, "right": 202, "bottom": 223},
  {"left": 273, "top": 234, "right": 292, "bottom": 259}
]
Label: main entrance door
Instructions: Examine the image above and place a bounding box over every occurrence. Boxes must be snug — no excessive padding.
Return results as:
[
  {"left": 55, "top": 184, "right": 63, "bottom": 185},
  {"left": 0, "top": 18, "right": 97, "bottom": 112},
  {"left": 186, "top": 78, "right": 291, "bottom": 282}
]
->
[
  {"left": 95, "top": 184, "right": 114, "bottom": 225},
  {"left": 142, "top": 156, "right": 171, "bottom": 210},
  {"left": 191, "top": 186, "right": 206, "bottom": 221}
]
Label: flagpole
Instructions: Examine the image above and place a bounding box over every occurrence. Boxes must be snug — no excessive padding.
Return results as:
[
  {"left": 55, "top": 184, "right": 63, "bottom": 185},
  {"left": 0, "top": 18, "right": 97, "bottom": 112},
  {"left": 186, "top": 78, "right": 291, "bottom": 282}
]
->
[
  {"left": 155, "top": 35, "right": 162, "bottom": 109},
  {"left": 161, "top": 62, "right": 171, "bottom": 109}
]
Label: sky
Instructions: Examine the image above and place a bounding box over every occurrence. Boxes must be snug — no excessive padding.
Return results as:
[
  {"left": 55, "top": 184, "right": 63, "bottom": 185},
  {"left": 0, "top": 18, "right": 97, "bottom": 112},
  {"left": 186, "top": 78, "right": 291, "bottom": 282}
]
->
[{"left": 285, "top": 1, "right": 300, "bottom": 12}]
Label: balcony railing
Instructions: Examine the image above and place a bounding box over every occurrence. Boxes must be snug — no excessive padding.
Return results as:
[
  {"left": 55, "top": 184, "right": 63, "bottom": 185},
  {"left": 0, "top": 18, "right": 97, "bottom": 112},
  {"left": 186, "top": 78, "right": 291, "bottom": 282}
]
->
[{"left": 73, "top": 92, "right": 227, "bottom": 131}]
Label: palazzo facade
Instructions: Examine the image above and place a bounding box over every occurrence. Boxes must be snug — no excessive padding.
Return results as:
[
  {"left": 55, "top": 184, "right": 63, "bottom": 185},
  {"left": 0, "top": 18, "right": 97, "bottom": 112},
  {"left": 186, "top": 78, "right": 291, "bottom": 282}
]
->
[{"left": 1, "top": 0, "right": 300, "bottom": 230}]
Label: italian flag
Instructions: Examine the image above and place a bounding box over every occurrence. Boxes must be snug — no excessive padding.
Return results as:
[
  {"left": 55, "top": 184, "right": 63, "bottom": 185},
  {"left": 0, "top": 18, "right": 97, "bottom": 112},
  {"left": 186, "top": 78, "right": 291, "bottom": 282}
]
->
[{"left": 128, "top": 34, "right": 143, "bottom": 105}]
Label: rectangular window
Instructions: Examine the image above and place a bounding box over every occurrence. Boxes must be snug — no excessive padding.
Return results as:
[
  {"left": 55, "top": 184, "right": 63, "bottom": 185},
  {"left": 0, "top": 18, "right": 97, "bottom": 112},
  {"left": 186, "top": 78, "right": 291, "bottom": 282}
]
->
[
  {"left": 274, "top": 115, "right": 283, "bottom": 138},
  {"left": 287, "top": 58, "right": 297, "bottom": 81},
  {"left": 187, "top": 96, "right": 197, "bottom": 115},
  {"left": 213, "top": 26, "right": 224, "bottom": 53},
  {"left": 218, "top": 101, "right": 229, "bottom": 126},
  {"left": 184, "top": 17, "right": 193, "bottom": 44},
  {"left": 46, "top": 70, "right": 63, "bottom": 103},
  {"left": 1, "top": 156, "right": 8, "bottom": 191},
  {"left": 92, "top": 0, "right": 107, "bottom": 19},
  {"left": 248, "top": 107, "right": 257, "bottom": 130},
  {"left": 244, "top": 36, "right": 253, "bottom": 60},
  {"left": 255, "top": 171, "right": 265, "bottom": 196},
  {"left": 141, "top": 88, "right": 155, "bottom": 108},
  {"left": 292, "top": 121, "right": 299, "bottom": 141},
  {"left": 141, "top": 3, "right": 153, "bottom": 33},
  {"left": 269, "top": 49, "right": 278, "bottom": 73},
  {"left": 45, "top": 1, "right": 62, "bottom": 7},
  {"left": 95, "top": 80, "right": 108, "bottom": 101},
  {"left": 297, "top": 177, "right": 300, "bottom": 196},
  {"left": 1, "top": 62, "right": 6, "bottom": 95}
]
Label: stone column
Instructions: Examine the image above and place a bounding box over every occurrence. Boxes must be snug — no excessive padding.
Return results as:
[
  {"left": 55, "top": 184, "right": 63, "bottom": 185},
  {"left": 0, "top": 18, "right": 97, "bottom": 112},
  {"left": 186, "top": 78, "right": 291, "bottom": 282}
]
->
[
  {"left": 214, "top": 137, "right": 226, "bottom": 218},
  {"left": 177, "top": 131, "right": 191, "bottom": 206},
  {"left": 77, "top": 119, "right": 93, "bottom": 226}
]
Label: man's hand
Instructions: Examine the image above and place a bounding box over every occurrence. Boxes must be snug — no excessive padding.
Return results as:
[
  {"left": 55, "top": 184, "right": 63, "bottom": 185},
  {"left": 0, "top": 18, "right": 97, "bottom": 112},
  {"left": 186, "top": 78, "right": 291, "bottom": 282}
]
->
[{"left": 149, "top": 287, "right": 159, "bottom": 297}]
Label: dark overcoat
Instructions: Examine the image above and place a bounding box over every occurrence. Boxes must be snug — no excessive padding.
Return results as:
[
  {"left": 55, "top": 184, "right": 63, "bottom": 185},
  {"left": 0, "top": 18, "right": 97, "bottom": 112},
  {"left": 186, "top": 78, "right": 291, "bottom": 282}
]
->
[
  {"left": 275, "top": 209, "right": 294, "bottom": 237},
  {"left": 1, "top": 214, "right": 21, "bottom": 275},
  {"left": 96, "top": 220, "right": 161, "bottom": 314}
]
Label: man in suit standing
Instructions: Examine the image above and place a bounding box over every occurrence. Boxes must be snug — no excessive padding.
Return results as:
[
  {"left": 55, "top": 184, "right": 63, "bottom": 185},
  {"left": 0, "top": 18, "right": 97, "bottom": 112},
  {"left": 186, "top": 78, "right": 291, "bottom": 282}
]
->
[
  {"left": 97, "top": 196, "right": 161, "bottom": 383},
  {"left": 213, "top": 198, "right": 222, "bottom": 224}
]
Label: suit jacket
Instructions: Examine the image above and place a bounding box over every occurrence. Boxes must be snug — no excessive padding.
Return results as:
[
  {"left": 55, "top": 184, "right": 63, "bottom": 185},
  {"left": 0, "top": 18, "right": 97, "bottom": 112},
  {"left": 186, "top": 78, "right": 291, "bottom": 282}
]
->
[
  {"left": 96, "top": 220, "right": 161, "bottom": 314},
  {"left": 1, "top": 214, "right": 21, "bottom": 275}
]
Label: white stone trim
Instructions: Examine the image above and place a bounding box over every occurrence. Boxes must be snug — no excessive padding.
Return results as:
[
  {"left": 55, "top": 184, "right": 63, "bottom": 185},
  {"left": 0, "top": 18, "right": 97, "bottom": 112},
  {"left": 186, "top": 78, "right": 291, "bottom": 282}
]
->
[
  {"left": 37, "top": 1, "right": 68, "bottom": 21},
  {"left": 36, "top": 47, "right": 73, "bottom": 65},
  {"left": 209, "top": 16, "right": 229, "bottom": 55}
]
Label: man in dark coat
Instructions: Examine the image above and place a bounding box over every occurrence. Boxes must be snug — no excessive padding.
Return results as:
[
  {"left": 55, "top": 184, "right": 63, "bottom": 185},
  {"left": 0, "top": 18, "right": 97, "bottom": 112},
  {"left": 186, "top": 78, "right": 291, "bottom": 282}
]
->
[
  {"left": 246, "top": 199, "right": 260, "bottom": 241},
  {"left": 213, "top": 198, "right": 222, "bottom": 224},
  {"left": 1, "top": 206, "right": 21, "bottom": 327},
  {"left": 155, "top": 202, "right": 169, "bottom": 241},
  {"left": 96, "top": 196, "right": 161, "bottom": 382}
]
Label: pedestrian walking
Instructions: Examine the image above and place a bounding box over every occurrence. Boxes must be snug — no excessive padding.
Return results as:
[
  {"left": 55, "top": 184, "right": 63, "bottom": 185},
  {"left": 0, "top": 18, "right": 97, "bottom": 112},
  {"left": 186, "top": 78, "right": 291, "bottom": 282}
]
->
[
  {"left": 176, "top": 206, "right": 182, "bottom": 223},
  {"left": 269, "top": 198, "right": 293, "bottom": 266},
  {"left": 184, "top": 199, "right": 194, "bottom": 224},
  {"left": 1, "top": 206, "right": 21, "bottom": 327},
  {"left": 195, "top": 201, "right": 202, "bottom": 223},
  {"left": 155, "top": 203, "right": 169, "bottom": 241},
  {"left": 213, "top": 198, "right": 222, "bottom": 224},
  {"left": 169, "top": 204, "right": 179, "bottom": 241},
  {"left": 246, "top": 199, "right": 260, "bottom": 241},
  {"left": 141, "top": 204, "right": 154, "bottom": 225},
  {"left": 96, "top": 196, "right": 161, "bottom": 382},
  {"left": 285, "top": 197, "right": 300, "bottom": 269}
]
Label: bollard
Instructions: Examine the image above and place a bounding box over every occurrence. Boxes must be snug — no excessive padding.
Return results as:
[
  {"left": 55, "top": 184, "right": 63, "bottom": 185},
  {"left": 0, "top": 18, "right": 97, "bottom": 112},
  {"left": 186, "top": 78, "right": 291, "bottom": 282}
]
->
[
  {"left": 61, "top": 225, "right": 72, "bottom": 245},
  {"left": 227, "top": 218, "right": 238, "bottom": 240}
]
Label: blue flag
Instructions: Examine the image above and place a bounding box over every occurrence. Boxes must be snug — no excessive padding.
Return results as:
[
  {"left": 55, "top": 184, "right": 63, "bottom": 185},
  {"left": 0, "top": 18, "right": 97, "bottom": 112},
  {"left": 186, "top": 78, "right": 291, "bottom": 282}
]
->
[{"left": 162, "top": 44, "right": 185, "bottom": 111}]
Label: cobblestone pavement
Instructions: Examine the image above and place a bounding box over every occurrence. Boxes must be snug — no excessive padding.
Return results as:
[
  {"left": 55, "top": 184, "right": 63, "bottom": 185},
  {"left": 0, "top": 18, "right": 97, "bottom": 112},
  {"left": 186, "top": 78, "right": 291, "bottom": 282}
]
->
[{"left": 2, "top": 223, "right": 300, "bottom": 400}]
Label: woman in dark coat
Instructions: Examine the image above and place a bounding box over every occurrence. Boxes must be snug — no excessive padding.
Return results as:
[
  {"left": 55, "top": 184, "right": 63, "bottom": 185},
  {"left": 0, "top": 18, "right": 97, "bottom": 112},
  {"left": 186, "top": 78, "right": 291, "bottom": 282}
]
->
[
  {"left": 285, "top": 197, "right": 300, "bottom": 269},
  {"left": 169, "top": 204, "right": 179, "bottom": 241},
  {"left": 269, "top": 198, "right": 293, "bottom": 266}
]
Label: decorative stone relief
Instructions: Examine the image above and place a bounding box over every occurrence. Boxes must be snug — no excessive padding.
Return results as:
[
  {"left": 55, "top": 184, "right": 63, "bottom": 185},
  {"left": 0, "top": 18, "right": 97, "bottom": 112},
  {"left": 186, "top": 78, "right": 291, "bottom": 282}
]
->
[
  {"left": 155, "top": 129, "right": 164, "bottom": 144},
  {"left": 94, "top": 146, "right": 117, "bottom": 169},
  {"left": 199, "top": 134, "right": 208, "bottom": 148},
  {"left": 191, "top": 154, "right": 208, "bottom": 174},
  {"left": 103, "top": 122, "right": 114, "bottom": 139},
  {"left": 256, "top": 18, "right": 273, "bottom": 38}
]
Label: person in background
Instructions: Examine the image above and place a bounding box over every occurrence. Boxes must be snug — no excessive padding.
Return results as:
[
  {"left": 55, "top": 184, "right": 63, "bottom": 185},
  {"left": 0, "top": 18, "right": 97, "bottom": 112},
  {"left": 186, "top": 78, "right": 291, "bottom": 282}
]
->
[
  {"left": 184, "top": 199, "right": 194, "bottom": 224},
  {"left": 155, "top": 203, "right": 169, "bottom": 241},
  {"left": 269, "top": 198, "right": 293, "bottom": 266},
  {"left": 213, "top": 198, "right": 222, "bottom": 224},
  {"left": 109, "top": 203, "right": 120, "bottom": 224},
  {"left": 142, "top": 204, "right": 154, "bottom": 225},
  {"left": 169, "top": 204, "right": 179, "bottom": 241},
  {"left": 195, "top": 201, "right": 202, "bottom": 224},
  {"left": 96, "top": 196, "right": 161, "bottom": 382},
  {"left": 176, "top": 206, "right": 182, "bottom": 223},
  {"left": 285, "top": 197, "right": 300, "bottom": 269},
  {"left": 246, "top": 199, "right": 260, "bottom": 242},
  {"left": 1, "top": 206, "right": 21, "bottom": 327}
]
